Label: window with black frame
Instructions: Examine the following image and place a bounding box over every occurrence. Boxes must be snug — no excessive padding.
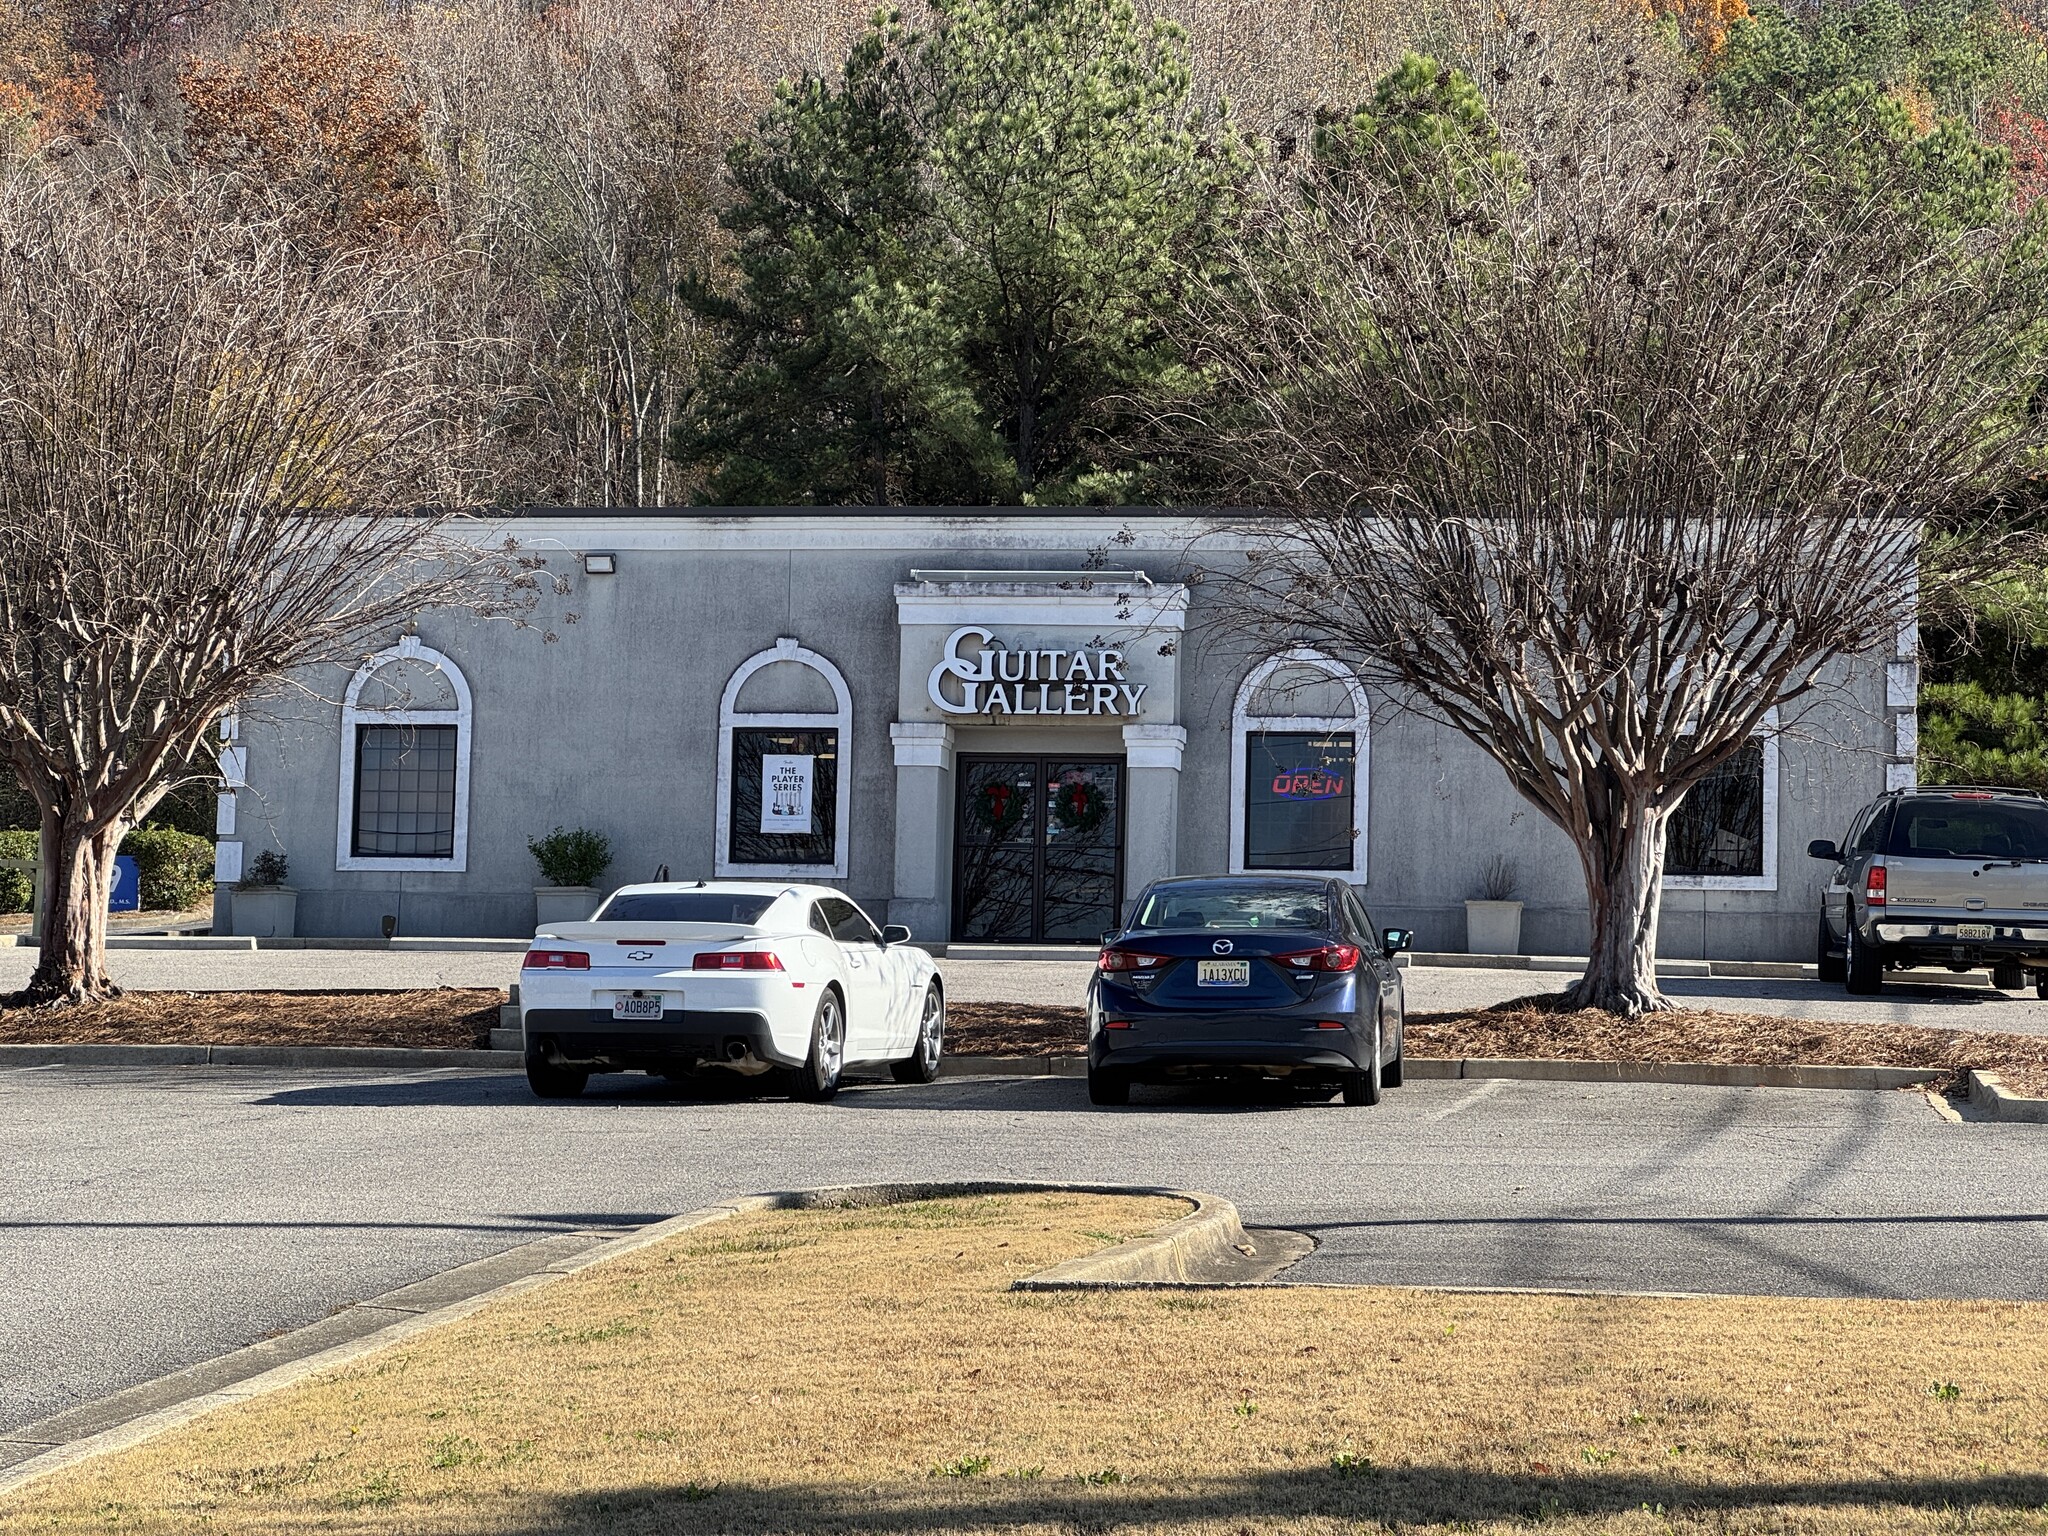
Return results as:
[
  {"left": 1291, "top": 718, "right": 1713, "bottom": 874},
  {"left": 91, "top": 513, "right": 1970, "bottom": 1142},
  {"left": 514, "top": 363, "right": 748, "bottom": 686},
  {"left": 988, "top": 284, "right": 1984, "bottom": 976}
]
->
[
  {"left": 351, "top": 724, "right": 459, "bottom": 859},
  {"left": 1667, "top": 740, "right": 1766, "bottom": 878},
  {"left": 1244, "top": 731, "right": 1356, "bottom": 870},
  {"left": 728, "top": 727, "right": 838, "bottom": 867}
]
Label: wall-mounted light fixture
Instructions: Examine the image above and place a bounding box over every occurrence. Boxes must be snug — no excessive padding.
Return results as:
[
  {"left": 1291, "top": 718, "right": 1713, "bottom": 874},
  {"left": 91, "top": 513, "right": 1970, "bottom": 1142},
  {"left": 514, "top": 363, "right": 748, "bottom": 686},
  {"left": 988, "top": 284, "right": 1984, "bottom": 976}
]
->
[{"left": 583, "top": 552, "right": 617, "bottom": 576}]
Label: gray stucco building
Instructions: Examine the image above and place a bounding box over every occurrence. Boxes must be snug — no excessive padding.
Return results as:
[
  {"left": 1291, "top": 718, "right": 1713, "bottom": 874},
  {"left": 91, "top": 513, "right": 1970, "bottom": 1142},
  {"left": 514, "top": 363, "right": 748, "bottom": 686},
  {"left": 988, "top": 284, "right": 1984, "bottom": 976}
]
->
[{"left": 220, "top": 511, "right": 1918, "bottom": 959}]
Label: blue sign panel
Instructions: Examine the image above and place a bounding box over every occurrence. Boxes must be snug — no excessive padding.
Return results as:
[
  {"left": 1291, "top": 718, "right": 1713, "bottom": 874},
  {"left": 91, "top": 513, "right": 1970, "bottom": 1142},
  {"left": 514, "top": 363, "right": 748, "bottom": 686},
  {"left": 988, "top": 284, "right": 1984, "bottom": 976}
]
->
[{"left": 110, "top": 854, "right": 141, "bottom": 913}]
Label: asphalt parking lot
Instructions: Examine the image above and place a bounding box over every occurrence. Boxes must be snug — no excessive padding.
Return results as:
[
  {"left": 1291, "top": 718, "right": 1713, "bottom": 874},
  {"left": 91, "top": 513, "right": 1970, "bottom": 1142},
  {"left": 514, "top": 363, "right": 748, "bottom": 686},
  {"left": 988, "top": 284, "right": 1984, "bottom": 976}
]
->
[{"left": 3, "top": 1060, "right": 2042, "bottom": 1439}]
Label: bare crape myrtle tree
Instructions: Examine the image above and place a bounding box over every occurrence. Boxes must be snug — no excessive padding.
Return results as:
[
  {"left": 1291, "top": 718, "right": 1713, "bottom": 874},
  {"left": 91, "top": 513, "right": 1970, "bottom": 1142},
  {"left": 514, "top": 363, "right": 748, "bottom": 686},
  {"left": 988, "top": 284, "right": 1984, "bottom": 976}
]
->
[
  {"left": 0, "top": 158, "right": 526, "bottom": 1007},
  {"left": 1174, "top": 22, "right": 2048, "bottom": 1013}
]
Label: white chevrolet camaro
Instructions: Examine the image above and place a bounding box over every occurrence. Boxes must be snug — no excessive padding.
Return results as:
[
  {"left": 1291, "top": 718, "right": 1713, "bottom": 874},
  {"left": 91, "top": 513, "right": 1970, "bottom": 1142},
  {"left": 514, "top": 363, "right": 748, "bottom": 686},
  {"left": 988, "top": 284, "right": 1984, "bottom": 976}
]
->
[{"left": 517, "top": 881, "right": 944, "bottom": 1100}]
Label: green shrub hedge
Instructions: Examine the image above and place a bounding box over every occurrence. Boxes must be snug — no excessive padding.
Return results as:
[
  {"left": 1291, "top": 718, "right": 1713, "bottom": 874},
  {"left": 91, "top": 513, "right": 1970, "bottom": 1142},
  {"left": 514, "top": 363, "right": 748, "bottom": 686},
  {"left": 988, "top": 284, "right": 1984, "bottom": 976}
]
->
[
  {"left": 0, "top": 825, "right": 214, "bottom": 916},
  {"left": 122, "top": 826, "right": 215, "bottom": 911},
  {"left": 0, "top": 829, "right": 34, "bottom": 913}
]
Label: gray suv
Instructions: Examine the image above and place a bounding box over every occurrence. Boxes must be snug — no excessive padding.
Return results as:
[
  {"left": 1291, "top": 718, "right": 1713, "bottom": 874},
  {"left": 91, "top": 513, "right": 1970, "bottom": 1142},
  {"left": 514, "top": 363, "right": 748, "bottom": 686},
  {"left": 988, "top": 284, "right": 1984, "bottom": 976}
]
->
[{"left": 1809, "top": 787, "right": 2048, "bottom": 996}]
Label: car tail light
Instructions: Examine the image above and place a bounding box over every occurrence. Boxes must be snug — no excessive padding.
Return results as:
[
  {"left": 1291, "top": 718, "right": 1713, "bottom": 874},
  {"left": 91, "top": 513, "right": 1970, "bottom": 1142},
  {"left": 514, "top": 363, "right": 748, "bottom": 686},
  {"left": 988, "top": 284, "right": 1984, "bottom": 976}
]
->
[
  {"left": 1315, "top": 1020, "right": 1347, "bottom": 1029},
  {"left": 523, "top": 949, "right": 590, "bottom": 970},
  {"left": 692, "top": 951, "right": 785, "bottom": 971},
  {"left": 1277, "top": 944, "right": 1361, "bottom": 972},
  {"left": 1865, "top": 865, "right": 1887, "bottom": 907},
  {"left": 1098, "top": 947, "right": 1169, "bottom": 972}
]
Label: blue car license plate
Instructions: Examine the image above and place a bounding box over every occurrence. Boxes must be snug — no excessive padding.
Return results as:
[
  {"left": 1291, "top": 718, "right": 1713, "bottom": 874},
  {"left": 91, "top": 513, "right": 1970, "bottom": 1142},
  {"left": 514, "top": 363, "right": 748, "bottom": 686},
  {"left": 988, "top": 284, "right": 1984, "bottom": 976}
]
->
[{"left": 1196, "top": 960, "right": 1251, "bottom": 987}]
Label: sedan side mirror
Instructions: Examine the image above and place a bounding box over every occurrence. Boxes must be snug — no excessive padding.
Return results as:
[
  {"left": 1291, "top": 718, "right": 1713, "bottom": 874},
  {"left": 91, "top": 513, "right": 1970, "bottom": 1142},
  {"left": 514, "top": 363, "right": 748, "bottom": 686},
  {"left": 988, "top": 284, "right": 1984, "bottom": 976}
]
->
[
  {"left": 1381, "top": 927, "right": 1412, "bottom": 956},
  {"left": 1806, "top": 839, "right": 1841, "bottom": 862},
  {"left": 880, "top": 924, "right": 912, "bottom": 946},
  {"left": 1100, "top": 928, "right": 1120, "bottom": 946}
]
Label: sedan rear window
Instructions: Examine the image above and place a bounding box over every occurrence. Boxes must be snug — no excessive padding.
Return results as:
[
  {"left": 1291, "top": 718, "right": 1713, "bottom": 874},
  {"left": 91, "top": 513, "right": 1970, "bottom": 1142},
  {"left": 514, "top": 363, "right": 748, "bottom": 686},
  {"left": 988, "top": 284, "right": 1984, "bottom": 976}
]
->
[
  {"left": 1888, "top": 800, "right": 2048, "bottom": 860},
  {"left": 1128, "top": 882, "right": 1330, "bottom": 932},
  {"left": 594, "top": 892, "right": 776, "bottom": 923}
]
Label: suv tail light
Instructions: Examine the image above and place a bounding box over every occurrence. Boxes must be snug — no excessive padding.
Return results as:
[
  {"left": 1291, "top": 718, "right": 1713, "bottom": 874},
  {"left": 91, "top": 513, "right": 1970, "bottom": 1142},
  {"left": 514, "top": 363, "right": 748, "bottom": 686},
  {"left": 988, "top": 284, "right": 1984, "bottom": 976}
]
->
[
  {"left": 524, "top": 949, "right": 590, "bottom": 970},
  {"left": 693, "top": 951, "right": 785, "bottom": 971},
  {"left": 1278, "top": 944, "right": 1361, "bottom": 972},
  {"left": 1865, "top": 865, "right": 1887, "bottom": 907},
  {"left": 1098, "top": 947, "right": 1169, "bottom": 972}
]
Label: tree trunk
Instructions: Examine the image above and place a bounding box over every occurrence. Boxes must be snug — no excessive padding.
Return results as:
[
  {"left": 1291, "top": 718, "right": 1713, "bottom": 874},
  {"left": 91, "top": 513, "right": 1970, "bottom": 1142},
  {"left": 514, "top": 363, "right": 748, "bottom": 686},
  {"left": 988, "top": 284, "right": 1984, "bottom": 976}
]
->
[
  {"left": 18, "top": 809, "right": 121, "bottom": 1006},
  {"left": 1562, "top": 798, "right": 1670, "bottom": 1015}
]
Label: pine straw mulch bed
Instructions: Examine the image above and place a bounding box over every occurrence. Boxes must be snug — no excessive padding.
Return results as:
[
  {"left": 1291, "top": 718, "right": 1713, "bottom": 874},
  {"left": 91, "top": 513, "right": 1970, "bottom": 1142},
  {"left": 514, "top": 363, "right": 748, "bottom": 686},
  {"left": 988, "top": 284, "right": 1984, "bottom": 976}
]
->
[
  {"left": 0, "top": 988, "right": 506, "bottom": 1050},
  {"left": 0, "top": 991, "right": 2043, "bottom": 1097},
  {"left": 945, "top": 999, "right": 2048, "bottom": 1098}
]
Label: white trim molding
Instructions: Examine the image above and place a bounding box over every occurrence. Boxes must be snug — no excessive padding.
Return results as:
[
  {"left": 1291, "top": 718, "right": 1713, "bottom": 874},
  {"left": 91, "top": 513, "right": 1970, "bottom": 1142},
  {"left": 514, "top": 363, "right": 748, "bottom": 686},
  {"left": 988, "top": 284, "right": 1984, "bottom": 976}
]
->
[
  {"left": 1664, "top": 708, "right": 1780, "bottom": 893},
  {"left": 891, "top": 721, "right": 956, "bottom": 770},
  {"left": 335, "top": 637, "right": 474, "bottom": 873},
  {"left": 716, "top": 637, "right": 853, "bottom": 880},
  {"left": 1229, "top": 648, "right": 1371, "bottom": 881},
  {"left": 1123, "top": 723, "right": 1188, "bottom": 771}
]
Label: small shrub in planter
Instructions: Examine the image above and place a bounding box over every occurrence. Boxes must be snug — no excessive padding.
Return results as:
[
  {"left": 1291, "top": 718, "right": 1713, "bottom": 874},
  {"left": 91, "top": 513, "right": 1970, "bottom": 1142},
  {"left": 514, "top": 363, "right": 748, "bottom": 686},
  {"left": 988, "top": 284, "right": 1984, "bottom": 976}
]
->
[
  {"left": 122, "top": 825, "right": 215, "bottom": 910},
  {"left": 236, "top": 849, "right": 289, "bottom": 890},
  {"left": 528, "top": 827, "right": 612, "bottom": 889}
]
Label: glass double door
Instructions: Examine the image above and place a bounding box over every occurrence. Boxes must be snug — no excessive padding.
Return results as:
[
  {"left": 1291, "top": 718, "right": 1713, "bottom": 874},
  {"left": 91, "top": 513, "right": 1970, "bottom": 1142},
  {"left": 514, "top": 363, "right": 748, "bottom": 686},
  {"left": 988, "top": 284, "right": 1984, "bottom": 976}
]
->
[{"left": 953, "top": 757, "right": 1124, "bottom": 943}]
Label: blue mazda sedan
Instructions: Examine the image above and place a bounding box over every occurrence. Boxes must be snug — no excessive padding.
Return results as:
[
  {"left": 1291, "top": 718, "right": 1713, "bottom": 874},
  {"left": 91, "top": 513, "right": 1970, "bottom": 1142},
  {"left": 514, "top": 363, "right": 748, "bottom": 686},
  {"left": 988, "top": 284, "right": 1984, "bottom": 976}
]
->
[{"left": 1085, "top": 874, "right": 1410, "bottom": 1107}]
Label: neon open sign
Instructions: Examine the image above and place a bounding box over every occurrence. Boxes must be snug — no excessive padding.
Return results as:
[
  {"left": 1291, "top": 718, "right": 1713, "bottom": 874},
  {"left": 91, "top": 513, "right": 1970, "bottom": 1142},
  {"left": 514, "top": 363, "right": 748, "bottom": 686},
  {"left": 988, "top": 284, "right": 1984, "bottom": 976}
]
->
[{"left": 1271, "top": 768, "right": 1346, "bottom": 801}]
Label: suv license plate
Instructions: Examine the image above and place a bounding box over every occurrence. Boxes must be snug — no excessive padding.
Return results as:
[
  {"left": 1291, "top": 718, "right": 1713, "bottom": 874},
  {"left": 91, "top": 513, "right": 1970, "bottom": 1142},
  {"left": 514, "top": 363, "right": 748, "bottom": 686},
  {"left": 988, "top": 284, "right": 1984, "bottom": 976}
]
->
[
  {"left": 1957, "top": 923, "right": 1995, "bottom": 941},
  {"left": 1196, "top": 960, "right": 1251, "bottom": 987},
  {"left": 612, "top": 994, "right": 664, "bottom": 1021}
]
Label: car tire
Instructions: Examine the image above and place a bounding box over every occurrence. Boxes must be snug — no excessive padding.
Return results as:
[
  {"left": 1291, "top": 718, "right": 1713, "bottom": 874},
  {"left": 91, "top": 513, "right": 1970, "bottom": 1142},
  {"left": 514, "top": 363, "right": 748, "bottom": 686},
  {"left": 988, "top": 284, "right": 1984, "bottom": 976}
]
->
[
  {"left": 525, "top": 1053, "right": 588, "bottom": 1100},
  {"left": 1087, "top": 1069, "right": 1129, "bottom": 1106},
  {"left": 1816, "top": 913, "right": 1846, "bottom": 983},
  {"left": 2037, "top": 974, "right": 2048, "bottom": 1002},
  {"left": 1381, "top": 1014, "right": 1404, "bottom": 1089},
  {"left": 891, "top": 984, "right": 945, "bottom": 1085},
  {"left": 1844, "top": 917, "right": 1883, "bottom": 995},
  {"left": 1341, "top": 1070, "right": 1382, "bottom": 1106},
  {"left": 789, "top": 989, "right": 845, "bottom": 1102},
  {"left": 1992, "top": 962, "right": 2027, "bottom": 992}
]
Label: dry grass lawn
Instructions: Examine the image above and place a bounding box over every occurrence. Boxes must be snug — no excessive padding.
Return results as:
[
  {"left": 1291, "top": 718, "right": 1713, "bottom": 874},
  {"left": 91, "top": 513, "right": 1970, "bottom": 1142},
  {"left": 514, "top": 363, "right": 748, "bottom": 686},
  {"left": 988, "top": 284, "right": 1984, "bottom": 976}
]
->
[{"left": 6, "top": 1194, "right": 2048, "bottom": 1535}]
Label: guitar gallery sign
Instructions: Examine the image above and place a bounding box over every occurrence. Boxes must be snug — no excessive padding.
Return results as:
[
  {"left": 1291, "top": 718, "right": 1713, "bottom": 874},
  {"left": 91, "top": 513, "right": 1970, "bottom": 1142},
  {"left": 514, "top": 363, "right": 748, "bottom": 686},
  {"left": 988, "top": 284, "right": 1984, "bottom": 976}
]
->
[{"left": 927, "top": 626, "right": 1147, "bottom": 717}]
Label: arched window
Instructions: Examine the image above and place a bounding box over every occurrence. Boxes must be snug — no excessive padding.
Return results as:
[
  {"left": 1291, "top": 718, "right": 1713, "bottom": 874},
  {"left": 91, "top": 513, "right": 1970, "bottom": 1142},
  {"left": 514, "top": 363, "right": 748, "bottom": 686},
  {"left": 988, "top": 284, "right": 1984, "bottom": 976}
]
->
[
  {"left": 1230, "top": 648, "right": 1370, "bottom": 881},
  {"left": 335, "top": 638, "right": 474, "bottom": 872},
  {"left": 716, "top": 638, "right": 852, "bottom": 880},
  {"left": 1665, "top": 707, "right": 1780, "bottom": 891}
]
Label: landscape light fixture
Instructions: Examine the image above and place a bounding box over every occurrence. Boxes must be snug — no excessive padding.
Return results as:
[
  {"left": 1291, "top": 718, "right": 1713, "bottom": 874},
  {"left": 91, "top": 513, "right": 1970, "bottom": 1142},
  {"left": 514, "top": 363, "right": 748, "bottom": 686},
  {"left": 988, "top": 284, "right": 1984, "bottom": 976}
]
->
[{"left": 583, "top": 552, "right": 617, "bottom": 576}]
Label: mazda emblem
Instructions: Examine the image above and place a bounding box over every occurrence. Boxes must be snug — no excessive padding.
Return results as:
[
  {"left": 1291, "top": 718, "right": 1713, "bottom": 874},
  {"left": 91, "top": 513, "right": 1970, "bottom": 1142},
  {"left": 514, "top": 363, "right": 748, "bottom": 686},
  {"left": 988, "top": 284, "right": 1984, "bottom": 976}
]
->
[
  {"left": 1212, "top": 939, "right": 1234, "bottom": 954},
  {"left": 628, "top": 950, "right": 653, "bottom": 961}
]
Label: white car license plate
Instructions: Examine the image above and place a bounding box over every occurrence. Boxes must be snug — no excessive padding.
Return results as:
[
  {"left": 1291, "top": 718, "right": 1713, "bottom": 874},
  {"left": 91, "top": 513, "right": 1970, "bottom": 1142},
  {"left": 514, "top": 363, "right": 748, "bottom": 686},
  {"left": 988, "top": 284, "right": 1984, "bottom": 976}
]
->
[
  {"left": 1957, "top": 923, "right": 1995, "bottom": 941},
  {"left": 612, "top": 994, "right": 664, "bottom": 1021},
  {"left": 1196, "top": 959, "right": 1251, "bottom": 987}
]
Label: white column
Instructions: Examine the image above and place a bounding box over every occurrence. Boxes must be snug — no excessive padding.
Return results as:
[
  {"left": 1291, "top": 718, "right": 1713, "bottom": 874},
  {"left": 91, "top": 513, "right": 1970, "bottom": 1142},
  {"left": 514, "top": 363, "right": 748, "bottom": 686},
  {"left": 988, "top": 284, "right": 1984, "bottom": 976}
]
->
[
  {"left": 1122, "top": 724, "right": 1187, "bottom": 904},
  {"left": 888, "top": 722, "right": 956, "bottom": 942}
]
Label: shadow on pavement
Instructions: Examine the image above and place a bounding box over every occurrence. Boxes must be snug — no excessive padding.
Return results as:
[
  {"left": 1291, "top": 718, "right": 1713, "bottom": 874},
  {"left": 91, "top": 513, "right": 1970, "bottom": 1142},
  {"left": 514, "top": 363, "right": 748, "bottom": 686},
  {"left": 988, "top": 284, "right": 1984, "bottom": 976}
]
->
[{"left": 463, "top": 1466, "right": 2048, "bottom": 1534}]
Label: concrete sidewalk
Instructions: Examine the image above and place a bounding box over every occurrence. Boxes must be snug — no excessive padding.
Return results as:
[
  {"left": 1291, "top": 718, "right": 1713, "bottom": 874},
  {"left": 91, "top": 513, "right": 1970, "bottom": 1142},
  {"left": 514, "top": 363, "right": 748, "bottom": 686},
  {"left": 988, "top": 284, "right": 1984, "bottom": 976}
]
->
[{"left": 4, "top": 947, "right": 2048, "bottom": 1034}]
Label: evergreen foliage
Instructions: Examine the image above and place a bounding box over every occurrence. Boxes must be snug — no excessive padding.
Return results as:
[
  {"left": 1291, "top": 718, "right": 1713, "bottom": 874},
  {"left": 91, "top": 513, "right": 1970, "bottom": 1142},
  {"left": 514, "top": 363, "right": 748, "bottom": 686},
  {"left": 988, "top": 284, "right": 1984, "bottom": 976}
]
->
[
  {"left": 1713, "top": 0, "right": 2026, "bottom": 226},
  {"left": 676, "top": 0, "right": 1247, "bottom": 505}
]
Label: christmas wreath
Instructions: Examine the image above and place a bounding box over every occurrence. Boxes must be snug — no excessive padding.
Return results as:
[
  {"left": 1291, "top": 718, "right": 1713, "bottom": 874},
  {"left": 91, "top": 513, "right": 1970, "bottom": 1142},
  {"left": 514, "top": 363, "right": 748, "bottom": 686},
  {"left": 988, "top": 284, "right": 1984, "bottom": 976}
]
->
[
  {"left": 1050, "top": 775, "right": 1109, "bottom": 834},
  {"left": 969, "top": 778, "right": 1028, "bottom": 836}
]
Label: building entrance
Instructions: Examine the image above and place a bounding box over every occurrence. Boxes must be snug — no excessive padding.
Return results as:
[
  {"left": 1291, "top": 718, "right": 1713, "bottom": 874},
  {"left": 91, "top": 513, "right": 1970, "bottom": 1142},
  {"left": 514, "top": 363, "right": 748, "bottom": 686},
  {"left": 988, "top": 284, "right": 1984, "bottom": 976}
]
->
[{"left": 952, "top": 756, "right": 1125, "bottom": 943}]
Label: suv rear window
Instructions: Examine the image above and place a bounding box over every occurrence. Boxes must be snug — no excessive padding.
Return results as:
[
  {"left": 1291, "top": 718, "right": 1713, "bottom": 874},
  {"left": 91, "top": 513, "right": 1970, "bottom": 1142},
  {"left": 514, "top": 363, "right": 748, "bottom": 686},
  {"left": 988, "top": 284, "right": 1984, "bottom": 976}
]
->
[
  {"left": 1887, "top": 799, "right": 2048, "bottom": 860},
  {"left": 1128, "top": 882, "right": 1330, "bottom": 932},
  {"left": 594, "top": 892, "right": 776, "bottom": 923}
]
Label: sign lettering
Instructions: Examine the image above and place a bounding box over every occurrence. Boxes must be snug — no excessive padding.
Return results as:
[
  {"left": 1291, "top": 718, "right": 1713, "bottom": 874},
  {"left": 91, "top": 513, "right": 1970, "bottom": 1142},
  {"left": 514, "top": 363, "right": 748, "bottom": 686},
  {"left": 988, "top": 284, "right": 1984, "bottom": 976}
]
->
[{"left": 928, "top": 626, "right": 1147, "bottom": 717}]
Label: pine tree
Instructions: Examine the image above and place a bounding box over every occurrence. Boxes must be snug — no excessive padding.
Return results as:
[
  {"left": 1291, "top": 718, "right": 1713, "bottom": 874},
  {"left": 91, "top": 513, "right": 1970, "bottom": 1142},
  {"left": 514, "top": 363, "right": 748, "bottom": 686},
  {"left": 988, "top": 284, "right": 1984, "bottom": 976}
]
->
[{"left": 676, "top": 0, "right": 1246, "bottom": 506}]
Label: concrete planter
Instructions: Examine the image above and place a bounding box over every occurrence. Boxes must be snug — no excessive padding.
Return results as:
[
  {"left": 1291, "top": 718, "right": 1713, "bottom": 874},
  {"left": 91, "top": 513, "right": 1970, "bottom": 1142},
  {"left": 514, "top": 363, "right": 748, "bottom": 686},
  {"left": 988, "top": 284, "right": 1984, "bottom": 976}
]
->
[
  {"left": 1464, "top": 899, "right": 1523, "bottom": 957},
  {"left": 231, "top": 886, "right": 298, "bottom": 939},
  {"left": 535, "top": 886, "right": 599, "bottom": 929}
]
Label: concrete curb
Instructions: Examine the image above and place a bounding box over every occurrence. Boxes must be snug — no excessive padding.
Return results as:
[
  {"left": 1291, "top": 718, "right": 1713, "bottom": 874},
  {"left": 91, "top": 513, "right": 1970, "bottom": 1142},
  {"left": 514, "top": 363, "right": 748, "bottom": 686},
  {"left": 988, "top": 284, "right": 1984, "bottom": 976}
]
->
[
  {"left": 0, "top": 1043, "right": 519, "bottom": 1070},
  {"left": 0, "top": 1044, "right": 1981, "bottom": 1096},
  {"left": 0, "top": 1181, "right": 1236, "bottom": 1498},
  {"left": 1967, "top": 1069, "right": 2048, "bottom": 1123}
]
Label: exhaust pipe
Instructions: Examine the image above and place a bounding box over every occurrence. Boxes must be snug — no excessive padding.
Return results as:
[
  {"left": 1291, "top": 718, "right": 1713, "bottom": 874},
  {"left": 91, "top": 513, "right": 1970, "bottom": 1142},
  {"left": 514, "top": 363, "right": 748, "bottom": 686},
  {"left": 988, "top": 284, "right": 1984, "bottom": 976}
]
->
[{"left": 724, "top": 1038, "right": 749, "bottom": 1062}]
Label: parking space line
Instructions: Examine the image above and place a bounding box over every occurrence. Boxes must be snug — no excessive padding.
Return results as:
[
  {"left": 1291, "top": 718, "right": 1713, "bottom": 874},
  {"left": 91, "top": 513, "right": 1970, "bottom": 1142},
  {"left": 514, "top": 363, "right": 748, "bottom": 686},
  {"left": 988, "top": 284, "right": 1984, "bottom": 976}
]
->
[{"left": 1429, "top": 1077, "right": 1507, "bottom": 1121}]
